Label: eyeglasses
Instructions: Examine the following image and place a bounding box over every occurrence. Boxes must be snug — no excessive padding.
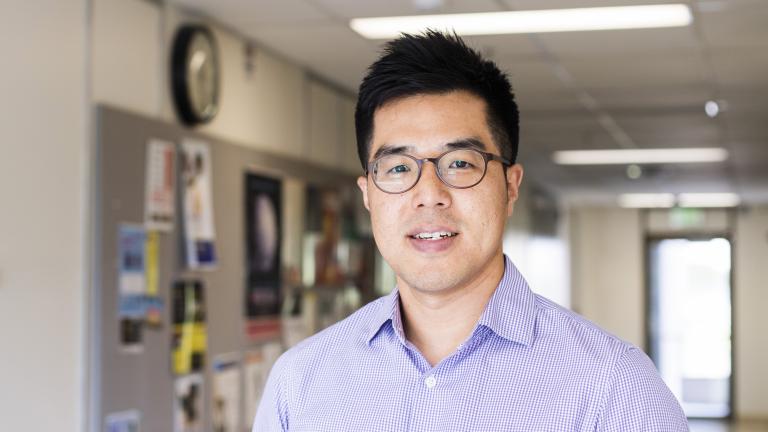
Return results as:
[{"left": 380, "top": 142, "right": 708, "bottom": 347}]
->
[{"left": 366, "top": 148, "right": 511, "bottom": 194}]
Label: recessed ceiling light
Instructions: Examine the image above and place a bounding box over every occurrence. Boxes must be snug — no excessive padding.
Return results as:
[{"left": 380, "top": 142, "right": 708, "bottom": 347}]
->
[
  {"left": 350, "top": 4, "right": 692, "bottom": 39},
  {"left": 705, "top": 100, "right": 720, "bottom": 118},
  {"left": 626, "top": 164, "right": 643, "bottom": 179},
  {"left": 553, "top": 148, "right": 728, "bottom": 165}
]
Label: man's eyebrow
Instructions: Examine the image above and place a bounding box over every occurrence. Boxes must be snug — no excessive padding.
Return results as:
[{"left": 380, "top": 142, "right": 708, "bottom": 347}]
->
[
  {"left": 445, "top": 138, "right": 488, "bottom": 152},
  {"left": 371, "top": 144, "right": 412, "bottom": 161},
  {"left": 371, "top": 138, "right": 488, "bottom": 161}
]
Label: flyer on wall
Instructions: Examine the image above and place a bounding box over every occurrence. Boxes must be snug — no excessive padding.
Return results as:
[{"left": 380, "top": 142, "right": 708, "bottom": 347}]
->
[
  {"left": 144, "top": 138, "right": 176, "bottom": 231},
  {"left": 117, "top": 224, "right": 147, "bottom": 352},
  {"left": 143, "top": 230, "right": 163, "bottom": 327},
  {"left": 174, "top": 374, "right": 204, "bottom": 432},
  {"left": 105, "top": 410, "right": 141, "bottom": 432},
  {"left": 172, "top": 279, "right": 207, "bottom": 375},
  {"left": 180, "top": 139, "right": 217, "bottom": 270},
  {"left": 212, "top": 353, "right": 242, "bottom": 432}
]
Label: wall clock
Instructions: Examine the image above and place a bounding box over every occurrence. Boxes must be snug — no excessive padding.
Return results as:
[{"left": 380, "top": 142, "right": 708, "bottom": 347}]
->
[{"left": 171, "top": 24, "right": 220, "bottom": 126}]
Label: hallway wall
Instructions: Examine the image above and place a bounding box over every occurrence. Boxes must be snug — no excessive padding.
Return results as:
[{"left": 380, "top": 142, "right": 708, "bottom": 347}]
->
[{"left": 0, "top": 1, "right": 89, "bottom": 431}]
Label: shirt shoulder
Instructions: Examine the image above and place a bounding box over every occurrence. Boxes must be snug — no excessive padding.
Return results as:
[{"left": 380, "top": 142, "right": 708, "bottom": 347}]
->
[
  {"left": 532, "top": 294, "right": 634, "bottom": 361},
  {"left": 276, "top": 294, "right": 388, "bottom": 369},
  {"left": 531, "top": 295, "right": 687, "bottom": 430},
  {"left": 252, "top": 296, "right": 389, "bottom": 431}
]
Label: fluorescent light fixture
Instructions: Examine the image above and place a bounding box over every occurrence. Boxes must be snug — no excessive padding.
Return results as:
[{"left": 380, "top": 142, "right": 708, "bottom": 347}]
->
[
  {"left": 553, "top": 148, "right": 728, "bottom": 165},
  {"left": 619, "top": 193, "right": 675, "bottom": 208},
  {"left": 678, "top": 193, "right": 740, "bottom": 208},
  {"left": 618, "top": 192, "right": 740, "bottom": 208},
  {"left": 350, "top": 4, "right": 692, "bottom": 39}
]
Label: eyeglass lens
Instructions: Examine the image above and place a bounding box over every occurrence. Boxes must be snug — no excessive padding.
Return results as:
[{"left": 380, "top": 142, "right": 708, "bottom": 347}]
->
[{"left": 372, "top": 149, "right": 487, "bottom": 193}]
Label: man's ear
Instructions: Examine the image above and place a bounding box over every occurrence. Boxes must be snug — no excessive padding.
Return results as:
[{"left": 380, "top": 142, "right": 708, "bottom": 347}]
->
[
  {"left": 505, "top": 164, "right": 524, "bottom": 216},
  {"left": 356, "top": 176, "right": 370, "bottom": 211}
]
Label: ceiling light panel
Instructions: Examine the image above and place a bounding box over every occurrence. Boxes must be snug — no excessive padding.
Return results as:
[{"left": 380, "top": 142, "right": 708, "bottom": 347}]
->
[
  {"left": 619, "top": 193, "right": 676, "bottom": 208},
  {"left": 553, "top": 148, "right": 729, "bottom": 165},
  {"left": 350, "top": 4, "right": 692, "bottom": 39}
]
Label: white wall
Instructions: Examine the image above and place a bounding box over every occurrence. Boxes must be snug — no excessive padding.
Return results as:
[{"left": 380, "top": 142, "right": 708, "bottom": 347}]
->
[
  {"left": 503, "top": 183, "right": 570, "bottom": 308},
  {"left": 569, "top": 207, "right": 644, "bottom": 346},
  {"left": 733, "top": 207, "right": 768, "bottom": 418},
  {"left": 0, "top": 1, "right": 88, "bottom": 431},
  {"left": 569, "top": 205, "right": 768, "bottom": 419}
]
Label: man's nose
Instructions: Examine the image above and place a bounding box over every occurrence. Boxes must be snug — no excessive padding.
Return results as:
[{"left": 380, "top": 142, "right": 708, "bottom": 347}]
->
[{"left": 411, "top": 161, "right": 452, "bottom": 209}]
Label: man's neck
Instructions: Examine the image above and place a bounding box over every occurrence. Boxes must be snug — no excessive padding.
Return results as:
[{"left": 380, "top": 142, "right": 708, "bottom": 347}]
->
[{"left": 397, "top": 255, "right": 506, "bottom": 367}]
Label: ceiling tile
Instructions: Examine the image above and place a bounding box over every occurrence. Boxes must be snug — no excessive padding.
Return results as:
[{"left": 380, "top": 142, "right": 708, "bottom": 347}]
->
[
  {"left": 172, "top": 0, "right": 329, "bottom": 24},
  {"left": 311, "top": 0, "right": 502, "bottom": 19},
  {"left": 558, "top": 52, "right": 709, "bottom": 89},
  {"left": 697, "top": 0, "right": 768, "bottom": 49}
]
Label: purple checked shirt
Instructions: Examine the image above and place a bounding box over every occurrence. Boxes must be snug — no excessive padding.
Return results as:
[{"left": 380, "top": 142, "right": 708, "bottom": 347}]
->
[{"left": 253, "top": 256, "right": 688, "bottom": 431}]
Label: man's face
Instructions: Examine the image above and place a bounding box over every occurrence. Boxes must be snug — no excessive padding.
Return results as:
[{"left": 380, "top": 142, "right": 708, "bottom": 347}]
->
[{"left": 356, "top": 91, "right": 523, "bottom": 296}]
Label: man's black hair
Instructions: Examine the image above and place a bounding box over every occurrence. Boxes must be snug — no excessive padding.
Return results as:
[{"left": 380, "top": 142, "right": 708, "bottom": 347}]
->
[{"left": 355, "top": 30, "right": 519, "bottom": 169}]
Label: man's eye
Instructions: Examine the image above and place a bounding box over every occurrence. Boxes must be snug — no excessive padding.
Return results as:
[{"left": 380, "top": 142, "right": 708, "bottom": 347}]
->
[
  {"left": 388, "top": 164, "right": 410, "bottom": 174},
  {"left": 449, "top": 160, "right": 472, "bottom": 169}
]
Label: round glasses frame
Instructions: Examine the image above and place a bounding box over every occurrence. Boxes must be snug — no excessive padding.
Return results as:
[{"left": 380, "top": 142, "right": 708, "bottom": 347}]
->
[{"left": 365, "top": 148, "right": 512, "bottom": 194}]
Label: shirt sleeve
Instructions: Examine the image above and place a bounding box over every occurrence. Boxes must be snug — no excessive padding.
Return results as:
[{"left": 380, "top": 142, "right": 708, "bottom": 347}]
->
[
  {"left": 252, "top": 352, "right": 290, "bottom": 432},
  {"left": 595, "top": 347, "right": 689, "bottom": 432}
]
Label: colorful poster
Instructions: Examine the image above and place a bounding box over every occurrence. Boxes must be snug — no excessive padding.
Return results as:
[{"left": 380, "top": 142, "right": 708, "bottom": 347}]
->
[
  {"left": 174, "top": 374, "right": 204, "bottom": 432},
  {"left": 118, "top": 225, "right": 147, "bottom": 352},
  {"left": 244, "top": 173, "right": 282, "bottom": 341},
  {"left": 181, "top": 140, "right": 217, "bottom": 269},
  {"left": 172, "top": 279, "right": 207, "bottom": 375},
  {"left": 144, "top": 139, "right": 176, "bottom": 231},
  {"left": 212, "top": 353, "right": 241, "bottom": 432},
  {"left": 243, "top": 342, "right": 283, "bottom": 430},
  {"left": 105, "top": 410, "right": 141, "bottom": 432}
]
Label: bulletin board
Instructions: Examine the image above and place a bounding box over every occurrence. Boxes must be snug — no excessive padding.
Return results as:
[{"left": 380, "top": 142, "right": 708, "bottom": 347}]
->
[{"left": 92, "top": 105, "right": 356, "bottom": 432}]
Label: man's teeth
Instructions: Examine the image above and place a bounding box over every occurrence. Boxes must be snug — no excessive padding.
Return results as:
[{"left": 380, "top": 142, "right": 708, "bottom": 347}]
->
[{"left": 413, "top": 231, "right": 457, "bottom": 240}]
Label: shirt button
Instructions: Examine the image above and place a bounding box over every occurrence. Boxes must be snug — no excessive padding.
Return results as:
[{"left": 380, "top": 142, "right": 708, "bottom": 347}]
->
[{"left": 425, "top": 375, "right": 437, "bottom": 389}]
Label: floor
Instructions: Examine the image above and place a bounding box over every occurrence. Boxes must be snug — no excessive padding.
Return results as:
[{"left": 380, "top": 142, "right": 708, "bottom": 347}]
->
[{"left": 690, "top": 420, "right": 768, "bottom": 432}]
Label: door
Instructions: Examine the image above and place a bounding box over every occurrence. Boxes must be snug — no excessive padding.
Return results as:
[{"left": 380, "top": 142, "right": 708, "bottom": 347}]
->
[{"left": 647, "top": 237, "right": 732, "bottom": 418}]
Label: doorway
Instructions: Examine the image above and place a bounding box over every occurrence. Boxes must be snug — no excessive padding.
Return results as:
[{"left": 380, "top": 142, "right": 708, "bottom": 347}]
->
[{"left": 647, "top": 237, "right": 733, "bottom": 418}]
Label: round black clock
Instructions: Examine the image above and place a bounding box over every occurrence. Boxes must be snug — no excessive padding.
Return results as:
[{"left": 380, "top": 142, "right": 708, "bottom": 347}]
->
[{"left": 171, "top": 24, "right": 220, "bottom": 126}]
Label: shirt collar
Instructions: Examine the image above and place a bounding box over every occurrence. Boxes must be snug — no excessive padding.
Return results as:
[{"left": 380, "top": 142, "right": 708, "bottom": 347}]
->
[
  {"left": 365, "top": 255, "right": 537, "bottom": 347},
  {"left": 476, "top": 256, "right": 537, "bottom": 346},
  {"left": 365, "top": 287, "right": 403, "bottom": 346}
]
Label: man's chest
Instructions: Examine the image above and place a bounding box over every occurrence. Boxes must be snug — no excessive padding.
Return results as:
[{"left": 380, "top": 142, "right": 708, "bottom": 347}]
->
[{"left": 288, "top": 351, "right": 605, "bottom": 432}]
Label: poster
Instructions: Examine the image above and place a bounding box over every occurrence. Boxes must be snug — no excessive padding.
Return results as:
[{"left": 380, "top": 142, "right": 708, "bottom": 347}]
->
[
  {"left": 181, "top": 140, "right": 217, "bottom": 269},
  {"left": 118, "top": 225, "right": 147, "bottom": 352},
  {"left": 174, "top": 374, "right": 204, "bottom": 432},
  {"left": 244, "top": 173, "right": 282, "bottom": 341},
  {"left": 245, "top": 173, "right": 281, "bottom": 340},
  {"left": 212, "top": 353, "right": 241, "bottom": 432},
  {"left": 105, "top": 410, "right": 141, "bottom": 432},
  {"left": 172, "top": 279, "right": 207, "bottom": 375},
  {"left": 144, "top": 139, "right": 175, "bottom": 231},
  {"left": 243, "top": 342, "right": 283, "bottom": 430}
]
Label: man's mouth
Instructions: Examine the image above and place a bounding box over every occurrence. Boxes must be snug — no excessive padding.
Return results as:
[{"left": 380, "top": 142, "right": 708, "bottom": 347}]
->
[{"left": 409, "top": 231, "right": 459, "bottom": 241}]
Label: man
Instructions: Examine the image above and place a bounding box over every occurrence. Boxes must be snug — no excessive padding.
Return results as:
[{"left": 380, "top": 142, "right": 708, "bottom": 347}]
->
[{"left": 254, "top": 31, "right": 688, "bottom": 431}]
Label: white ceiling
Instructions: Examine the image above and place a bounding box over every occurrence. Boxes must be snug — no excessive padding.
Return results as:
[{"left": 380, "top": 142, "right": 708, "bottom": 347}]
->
[{"left": 172, "top": 0, "right": 768, "bottom": 205}]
